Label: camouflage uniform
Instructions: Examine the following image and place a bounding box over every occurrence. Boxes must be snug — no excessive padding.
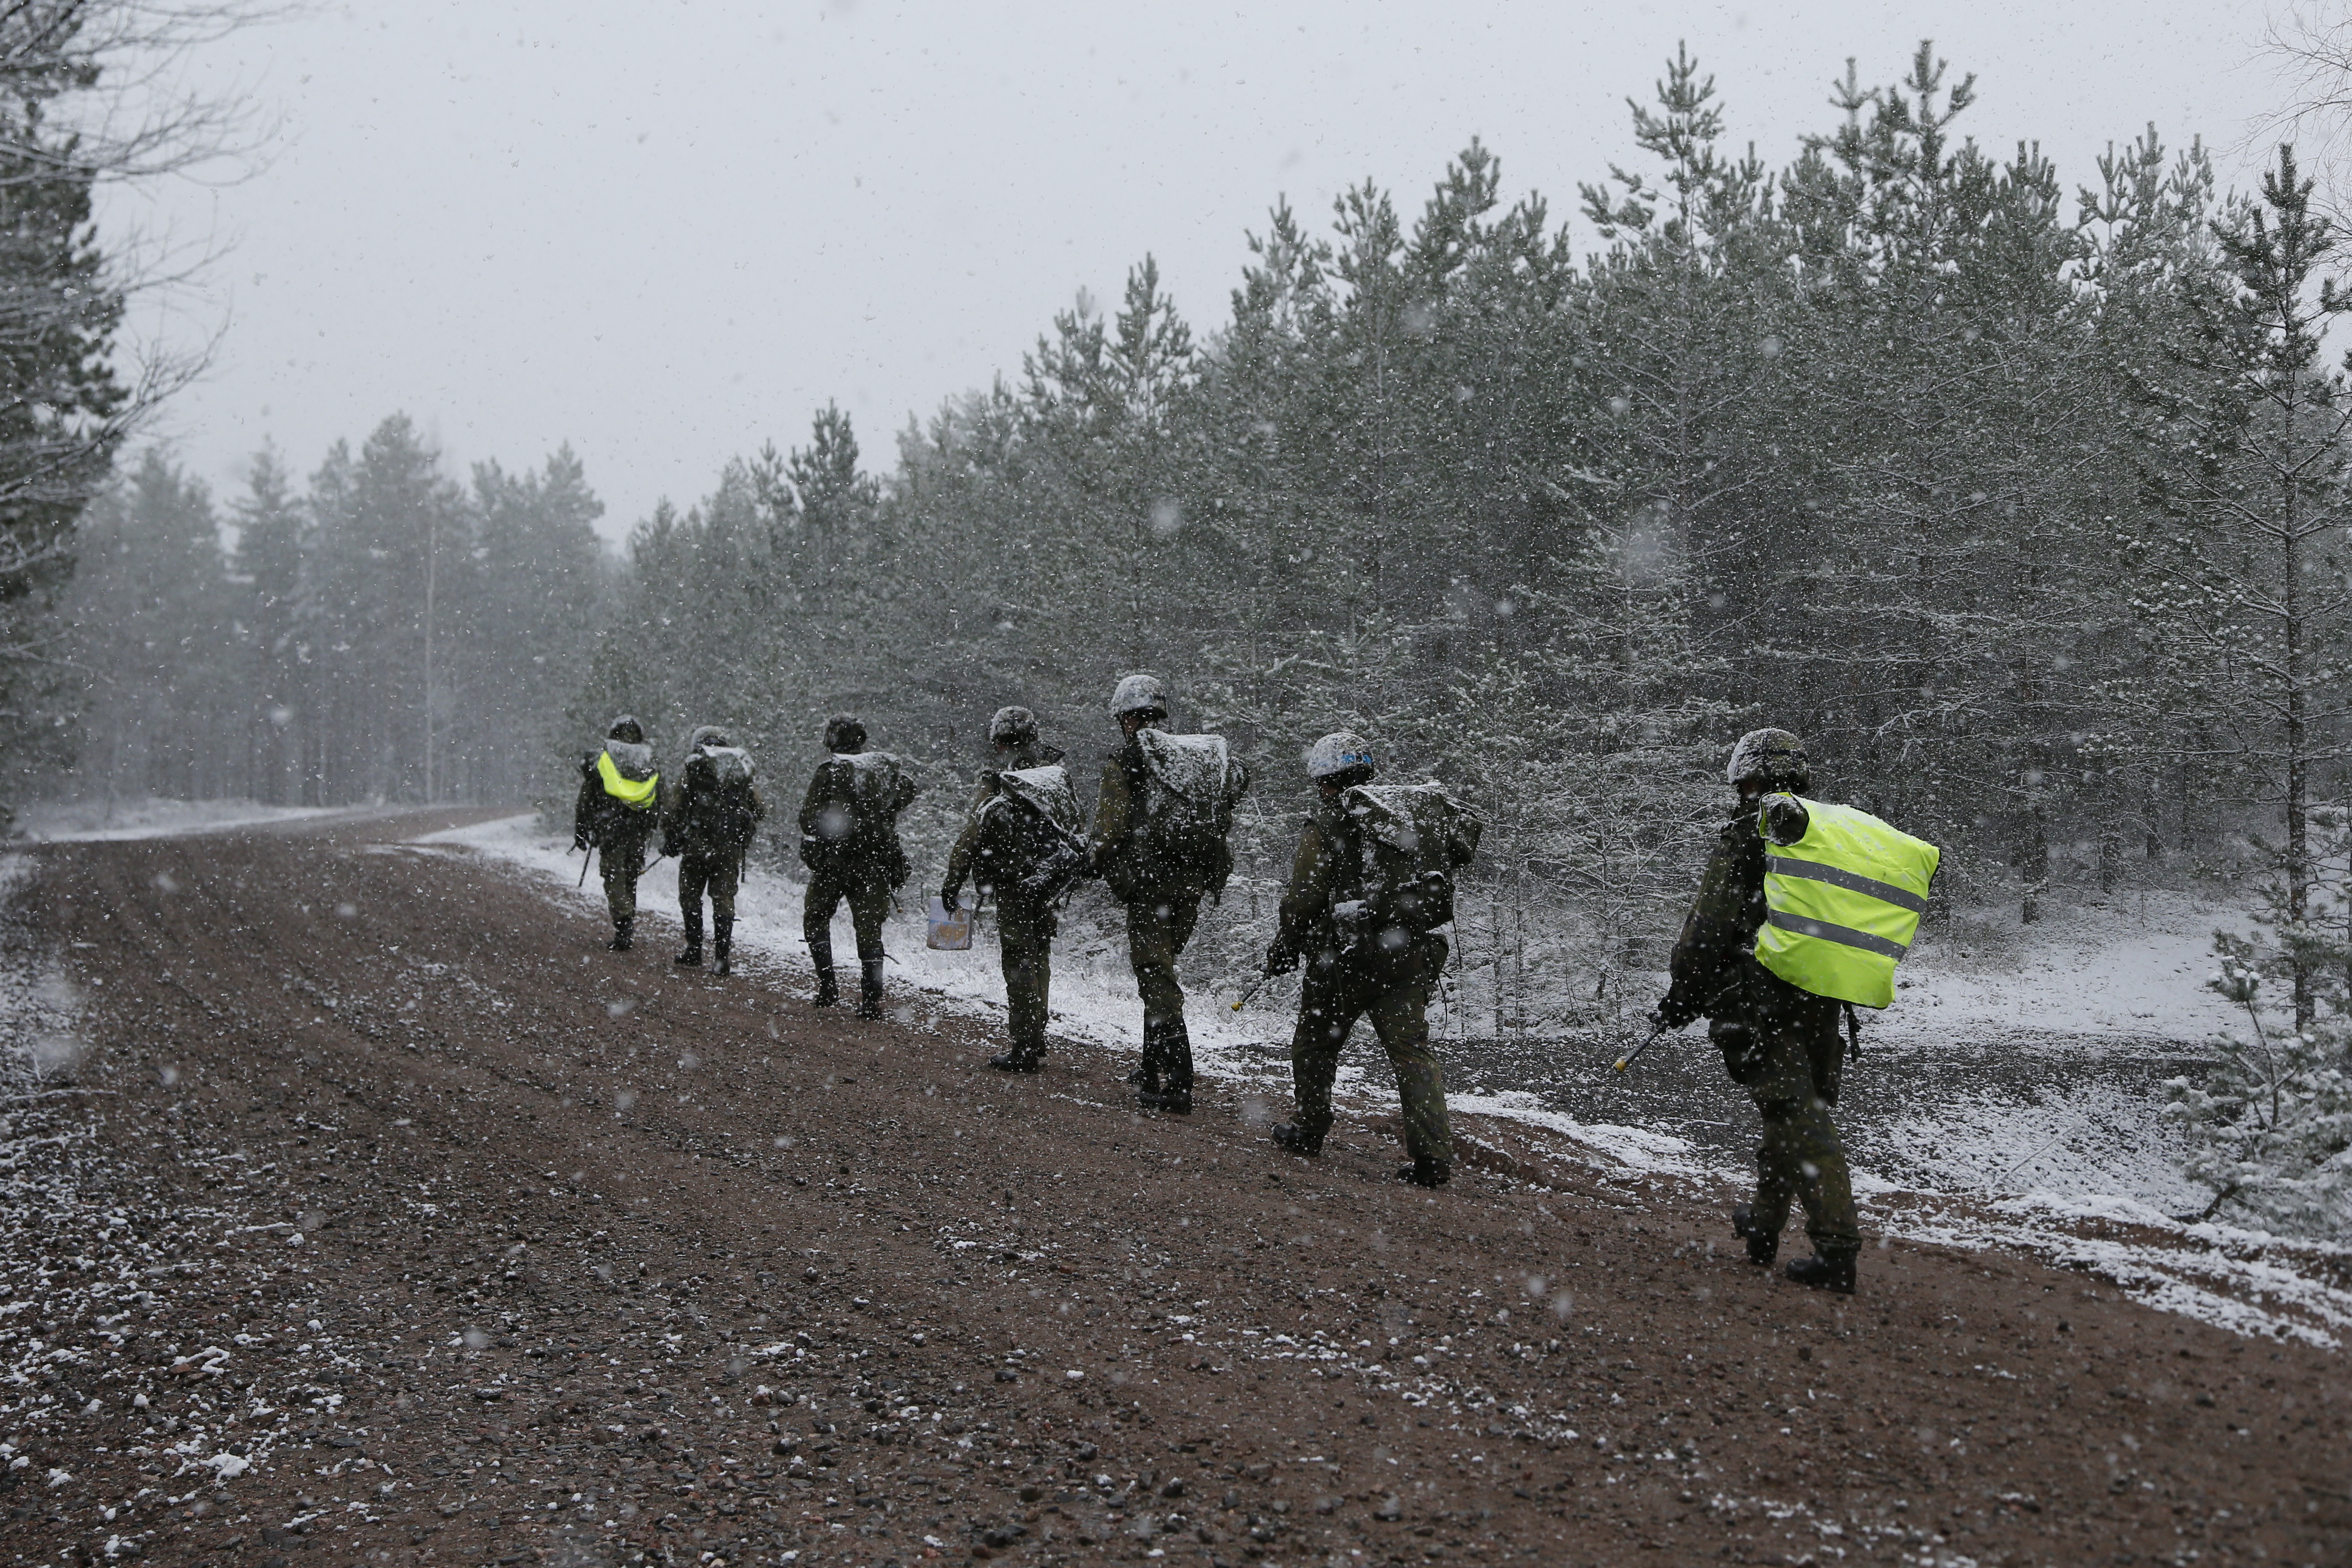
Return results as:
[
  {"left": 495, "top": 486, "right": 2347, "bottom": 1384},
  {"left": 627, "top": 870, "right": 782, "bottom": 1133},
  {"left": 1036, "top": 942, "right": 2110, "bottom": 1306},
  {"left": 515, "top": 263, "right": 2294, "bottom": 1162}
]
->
[
  {"left": 799, "top": 748, "right": 917, "bottom": 1015},
  {"left": 663, "top": 733, "right": 765, "bottom": 972},
  {"left": 1268, "top": 797, "right": 1453, "bottom": 1169},
  {"left": 1088, "top": 738, "right": 1214, "bottom": 1102},
  {"left": 942, "top": 740, "right": 1068, "bottom": 1064},
  {"left": 573, "top": 736, "right": 660, "bottom": 946},
  {"left": 1661, "top": 802, "right": 1859, "bottom": 1256}
]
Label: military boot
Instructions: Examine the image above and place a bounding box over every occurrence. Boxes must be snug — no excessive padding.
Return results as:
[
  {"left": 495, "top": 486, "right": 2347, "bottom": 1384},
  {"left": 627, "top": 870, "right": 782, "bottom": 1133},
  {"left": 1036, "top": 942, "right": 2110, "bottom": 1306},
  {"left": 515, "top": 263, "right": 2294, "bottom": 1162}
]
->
[
  {"left": 609, "top": 916, "right": 634, "bottom": 952},
  {"left": 810, "top": 935, "right": 838, "bottom": 1006},
  {"left": 1130, "top": 1021, "right": 1163, "bottom": 1101},
  {"left": 711, "top": 915, "right": 733, "bottom": 977},
  {"left": 1397, "top": 1157, "right": 1451, "bottom": 1189},
  {"left": 1784, "top": 1249, "right": 1857, "bottom": 1294},
  {"left": 675, "top": 922, "right": 703, "bottom": 968},
  {"left": 989, "top": 1044, "right": 1043, "bottom": 1073},
  {"left": 1732, "top": 1205, "right": 1779, "bottom": 1267},
  {"left": 856, "top": 959, "right": 886, "bottom": 1020},
  {"left": 1160, "top": 1019, "right": 1195, "bottom": 1115},
  {"left": 1271, "top": 1123, "right": 1321, "bottom": 1157}
]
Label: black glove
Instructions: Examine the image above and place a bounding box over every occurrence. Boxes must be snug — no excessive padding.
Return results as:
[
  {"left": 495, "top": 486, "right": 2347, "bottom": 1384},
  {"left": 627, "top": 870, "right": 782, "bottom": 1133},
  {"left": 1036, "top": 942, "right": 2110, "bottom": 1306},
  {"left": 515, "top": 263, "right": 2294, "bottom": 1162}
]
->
[
  {"left": 1264, "top": 942, "right": 1299, "bottom": 978},
  {"left": 939, "top": 885, "right": 961, "bottom": 914},
  {"left": 1651, "top": 996, "right": 1698, "bottom": 1032},
  {"left": 572, "top": 833, "right": 590, "bottom": 853}
]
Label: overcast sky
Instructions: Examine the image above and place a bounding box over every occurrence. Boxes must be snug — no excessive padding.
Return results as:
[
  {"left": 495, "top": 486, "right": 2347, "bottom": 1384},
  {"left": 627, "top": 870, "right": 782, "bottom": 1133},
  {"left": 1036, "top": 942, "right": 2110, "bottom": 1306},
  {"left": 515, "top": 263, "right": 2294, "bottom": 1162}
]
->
[{"left": 113, "top": 0, "right": 2291, "bottom": 544}]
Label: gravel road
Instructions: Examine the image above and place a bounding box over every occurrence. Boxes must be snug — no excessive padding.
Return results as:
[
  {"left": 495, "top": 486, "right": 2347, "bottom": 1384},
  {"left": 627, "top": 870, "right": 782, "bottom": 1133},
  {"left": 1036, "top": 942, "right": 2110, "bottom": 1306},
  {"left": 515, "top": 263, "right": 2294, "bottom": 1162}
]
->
[{"left": 0, "top": 810, "right": 2341, "bottom": 1567}]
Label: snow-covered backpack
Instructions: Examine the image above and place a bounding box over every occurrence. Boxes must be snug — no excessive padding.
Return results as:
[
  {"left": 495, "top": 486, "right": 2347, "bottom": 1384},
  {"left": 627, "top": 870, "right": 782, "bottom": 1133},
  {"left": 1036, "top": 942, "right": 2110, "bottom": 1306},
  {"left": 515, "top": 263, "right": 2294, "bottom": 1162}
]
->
[
  {"left": 1130, "top": 730, "right": 1250, "bottom": 896},
  {"left": 800, "top": 751, "right": 914, "bottom": 884},
  {"left": 978, "top": 763, "right": 1087, "bottom": 902},
  {"left": 1336, "top": 782, "right": 1482, "bottom": 942},
  {"left": 693, "top": 745, "right": 761, "bottom": 857}
]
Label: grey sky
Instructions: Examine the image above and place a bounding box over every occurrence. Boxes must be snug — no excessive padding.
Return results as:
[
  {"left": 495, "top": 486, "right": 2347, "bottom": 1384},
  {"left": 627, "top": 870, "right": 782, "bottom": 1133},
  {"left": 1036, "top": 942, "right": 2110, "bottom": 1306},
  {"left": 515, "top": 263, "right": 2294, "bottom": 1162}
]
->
[{"left": 118, "top": 0, "right": 2288, "bottom": 543}]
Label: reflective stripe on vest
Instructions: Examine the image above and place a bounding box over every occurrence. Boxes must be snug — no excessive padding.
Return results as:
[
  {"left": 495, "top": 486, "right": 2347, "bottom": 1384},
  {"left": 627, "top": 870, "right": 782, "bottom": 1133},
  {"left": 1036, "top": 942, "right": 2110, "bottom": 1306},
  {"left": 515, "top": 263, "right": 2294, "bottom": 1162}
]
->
[
  {"left": 597, "top": 749, "right": 659, "bottom": 809},
  {"left": 1752, "top": 798, "right": 1940, "bottom": 1009}
]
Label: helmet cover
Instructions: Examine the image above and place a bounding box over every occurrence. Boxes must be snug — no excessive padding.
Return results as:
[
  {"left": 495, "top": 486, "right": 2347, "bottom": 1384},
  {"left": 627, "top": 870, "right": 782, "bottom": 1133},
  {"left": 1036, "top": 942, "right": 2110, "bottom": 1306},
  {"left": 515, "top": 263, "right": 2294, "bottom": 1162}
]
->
[
  {"left": 989, "top": 706, "right": 1039, "bottom": 745},
  {"left": 1109, "top": 673, "right": 1169, "bottom": 719},
  {"left": 1726, "top": 727, "right": 1808, "bottom": 789},
  {"left": 1306, "top": 730, "right": 1377, "bottom": 781},
  {"left": 823, "top": 713, "right": 867, "bottom": 754}
]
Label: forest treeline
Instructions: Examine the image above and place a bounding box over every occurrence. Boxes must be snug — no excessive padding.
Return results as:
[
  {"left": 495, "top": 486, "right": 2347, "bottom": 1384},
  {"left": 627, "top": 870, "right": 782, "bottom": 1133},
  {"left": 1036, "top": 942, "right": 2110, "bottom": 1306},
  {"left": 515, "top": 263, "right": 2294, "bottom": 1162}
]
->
[
  {"left": 61, "top": 425, "right": 611, "bottom": 808},
  {"left": 37, "top": 46, "right": 2351, "bottom": 1019}
]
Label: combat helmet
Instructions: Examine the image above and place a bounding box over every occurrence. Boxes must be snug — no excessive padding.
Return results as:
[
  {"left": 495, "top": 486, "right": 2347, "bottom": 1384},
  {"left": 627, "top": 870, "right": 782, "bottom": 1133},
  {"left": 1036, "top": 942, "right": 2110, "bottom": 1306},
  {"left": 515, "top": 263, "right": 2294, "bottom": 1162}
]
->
[
  {"left": 823, "top": 713, "right": 867, "bottom": 754},
  {"left": 990, "top": 706, "right": 1039, "bottom": 747},
  {"left": 1726, "top": 727, "right": 1808, "bottom": 793},
  {"left": 1109, "top": 674, "right": 1169, "bottom": 722},
  {"left": 1306, "top": 730, "right": 1376, "bottom": 787}
]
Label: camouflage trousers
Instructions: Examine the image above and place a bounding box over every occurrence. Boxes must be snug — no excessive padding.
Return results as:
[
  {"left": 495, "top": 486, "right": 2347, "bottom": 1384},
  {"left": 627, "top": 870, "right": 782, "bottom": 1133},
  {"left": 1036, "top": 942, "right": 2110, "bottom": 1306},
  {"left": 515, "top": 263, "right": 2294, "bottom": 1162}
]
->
[
  {"left": 1124, "top": 892, "right": 1201, "bottom": 1089},
  {"left": 804, "top": 867, "right": 891, "bottom": 967},
  {"left": 677, "top": 853, "right": 741, "bottom": 942},
  {"left": 1713, "top": 977, "right": 1858, "bottom": 1253},
  {"left": 1289, "top": 937, "right": 1451, "bottom": 1166},
  {"left": 997, "top": 896, "right": 1057, "bottom": 1054},
  {"left": 596, "top": 826, "right": 655, "bottom": 924},
  {"left": 1123, "top": 892, "right": 1201, "bottom": 1033}
]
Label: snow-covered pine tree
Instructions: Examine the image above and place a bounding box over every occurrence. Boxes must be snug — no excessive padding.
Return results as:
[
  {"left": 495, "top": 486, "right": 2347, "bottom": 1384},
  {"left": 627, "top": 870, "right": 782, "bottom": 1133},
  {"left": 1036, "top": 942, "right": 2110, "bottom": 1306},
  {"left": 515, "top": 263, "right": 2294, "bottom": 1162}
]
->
[{"left": 2137, "top": 145, "right": 2352, "bottom": 1031}]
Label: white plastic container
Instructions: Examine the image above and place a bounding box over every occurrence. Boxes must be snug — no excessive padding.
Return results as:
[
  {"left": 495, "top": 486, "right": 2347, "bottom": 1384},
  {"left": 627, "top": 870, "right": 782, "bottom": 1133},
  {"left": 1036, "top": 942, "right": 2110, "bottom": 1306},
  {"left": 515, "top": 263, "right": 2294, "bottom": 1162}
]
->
[{"left": 926, "top": 896, "right": 973, "bottom": 951}]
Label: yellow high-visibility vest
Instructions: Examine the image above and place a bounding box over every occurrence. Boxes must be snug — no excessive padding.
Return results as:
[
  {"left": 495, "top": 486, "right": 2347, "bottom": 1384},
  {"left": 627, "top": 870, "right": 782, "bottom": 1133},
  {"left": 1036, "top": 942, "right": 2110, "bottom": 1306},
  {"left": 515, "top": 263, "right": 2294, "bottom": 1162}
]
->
[
  {"left": 596, "top": 749, "right": 659, "bottom": 809},
  {"left": 1752, "top": 796, "right": 1940, "bottom": 1009}
]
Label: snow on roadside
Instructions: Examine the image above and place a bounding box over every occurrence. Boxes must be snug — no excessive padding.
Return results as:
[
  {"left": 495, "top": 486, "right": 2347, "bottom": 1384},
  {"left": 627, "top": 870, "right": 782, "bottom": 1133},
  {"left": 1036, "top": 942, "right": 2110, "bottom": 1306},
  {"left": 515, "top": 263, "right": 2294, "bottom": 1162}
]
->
[
  {"left": 10, "top": 796, "right": 382, "bottom": 843},
  {"left": 1875, "top": 888, "right": 2246, "bottom": 1046}
]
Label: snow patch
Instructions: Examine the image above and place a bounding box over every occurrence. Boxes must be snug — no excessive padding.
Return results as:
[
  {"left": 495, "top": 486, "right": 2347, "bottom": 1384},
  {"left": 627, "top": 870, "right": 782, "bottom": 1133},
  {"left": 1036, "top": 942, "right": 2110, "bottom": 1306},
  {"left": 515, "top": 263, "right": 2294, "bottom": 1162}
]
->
[{"left": 11, "top": 797, "right": 383, "bottom": 843}]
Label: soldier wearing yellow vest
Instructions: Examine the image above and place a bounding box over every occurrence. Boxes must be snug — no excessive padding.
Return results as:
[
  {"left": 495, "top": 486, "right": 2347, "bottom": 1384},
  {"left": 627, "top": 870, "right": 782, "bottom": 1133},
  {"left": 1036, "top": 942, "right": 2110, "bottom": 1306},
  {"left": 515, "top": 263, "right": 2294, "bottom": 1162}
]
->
[
  {"left": 1654, "top": 728, "right": 1940, "bottom": 1295},
  {"left": 573, "top": 714, "right": 662, "bottom": 951}
]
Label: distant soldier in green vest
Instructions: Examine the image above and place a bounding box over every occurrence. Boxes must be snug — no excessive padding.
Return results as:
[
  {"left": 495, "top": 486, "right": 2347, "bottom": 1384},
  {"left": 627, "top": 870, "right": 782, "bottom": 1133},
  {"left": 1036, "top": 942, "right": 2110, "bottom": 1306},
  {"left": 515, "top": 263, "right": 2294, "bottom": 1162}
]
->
[
  {"left": 573, "top": 714, "right": 662, "bottom": 951},
  {"left": 1653, "top": 728, "right": 1940, "bottom": 1294}
]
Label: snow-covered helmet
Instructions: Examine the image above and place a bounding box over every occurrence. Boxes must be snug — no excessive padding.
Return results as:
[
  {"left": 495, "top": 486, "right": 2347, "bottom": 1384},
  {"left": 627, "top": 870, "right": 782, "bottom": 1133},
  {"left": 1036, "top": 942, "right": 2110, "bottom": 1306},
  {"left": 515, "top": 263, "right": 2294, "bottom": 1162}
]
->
[
  {"left": 608, "top": 714, "right": 645, "bottom": 745},
  {"left": 1726, "top": 727, "right": 1808, "bottom": 792},
  {"left": 1109, "top": 674, "right": 1169, "bottom": 722},
  {"left": 990, "top": 706, "right": 1039, "bottom": 746},
  {"left": 1306, "top": 730, "right": 1377, "bottom": 784},
  {"left": 689, "top": 724, "right": 731, "bottom": 753},
  {"left": 823, "top": 713, "right": 867, "bottom": 754}
]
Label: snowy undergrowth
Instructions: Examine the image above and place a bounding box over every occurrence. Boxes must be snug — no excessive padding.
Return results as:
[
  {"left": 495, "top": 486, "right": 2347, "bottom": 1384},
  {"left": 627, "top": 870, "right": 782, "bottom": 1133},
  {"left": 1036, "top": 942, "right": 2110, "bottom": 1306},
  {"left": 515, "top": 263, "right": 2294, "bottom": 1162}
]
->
[
  {"left": 426, "top": 816, "right": 2343, "bottom": 1349},
  {"left": 0, "top": 848, "right": 391, "bottom": 1557}
]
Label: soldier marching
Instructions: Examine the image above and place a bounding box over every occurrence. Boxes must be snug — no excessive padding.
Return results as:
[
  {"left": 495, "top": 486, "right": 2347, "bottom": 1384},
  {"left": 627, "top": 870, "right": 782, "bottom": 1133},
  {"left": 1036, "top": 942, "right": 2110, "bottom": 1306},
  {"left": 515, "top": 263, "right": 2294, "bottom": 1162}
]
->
[{"left": 567, "top": 706, "right": 1936, "bottom": 1292}]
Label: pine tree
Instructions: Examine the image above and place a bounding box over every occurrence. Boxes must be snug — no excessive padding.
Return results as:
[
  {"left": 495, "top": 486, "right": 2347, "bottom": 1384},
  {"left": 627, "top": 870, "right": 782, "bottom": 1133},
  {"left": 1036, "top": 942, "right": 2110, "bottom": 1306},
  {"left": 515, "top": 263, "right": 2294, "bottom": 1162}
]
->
[{"left": 2139, "top": 145, "right": 2352, "bottom": 1031}]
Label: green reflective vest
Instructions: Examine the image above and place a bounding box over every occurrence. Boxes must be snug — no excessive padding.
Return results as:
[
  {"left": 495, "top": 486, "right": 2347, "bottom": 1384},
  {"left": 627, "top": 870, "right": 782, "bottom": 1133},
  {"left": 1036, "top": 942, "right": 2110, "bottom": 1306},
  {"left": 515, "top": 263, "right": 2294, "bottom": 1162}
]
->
[
  {"left": 1752, "top": 797, "right": 1940, "bottom": 1009},
  {"left": 596, "top": 749, "right": 659, "bottom": 809}
]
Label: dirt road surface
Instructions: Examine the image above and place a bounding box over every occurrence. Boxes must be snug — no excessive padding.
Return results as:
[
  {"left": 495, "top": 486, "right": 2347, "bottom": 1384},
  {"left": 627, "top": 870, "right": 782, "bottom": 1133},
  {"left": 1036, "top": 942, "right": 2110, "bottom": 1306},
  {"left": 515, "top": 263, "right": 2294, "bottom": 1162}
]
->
[{"left": 0, "top": 812, "right": 2342, "bottom": 1567}]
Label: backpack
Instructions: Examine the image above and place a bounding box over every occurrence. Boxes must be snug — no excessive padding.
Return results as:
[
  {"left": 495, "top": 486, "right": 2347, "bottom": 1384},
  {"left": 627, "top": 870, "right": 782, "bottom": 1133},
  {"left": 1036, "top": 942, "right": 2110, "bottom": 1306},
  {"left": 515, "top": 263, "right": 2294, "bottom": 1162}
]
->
[
  {"left": 1128, "top": 729, "right": 1250, "bottom": 896},
  {"left": 800, "top": 751, "right": 913, "bottom": 885},
  {"left": 687, "top": 746, "right": 761, "bottom": 858},
  {"left": 1336, "top": 782, "right": 1482, "bottom": 943},
  {"left": 979, "top": 763, "right": 1087, "bottom": 904}
]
